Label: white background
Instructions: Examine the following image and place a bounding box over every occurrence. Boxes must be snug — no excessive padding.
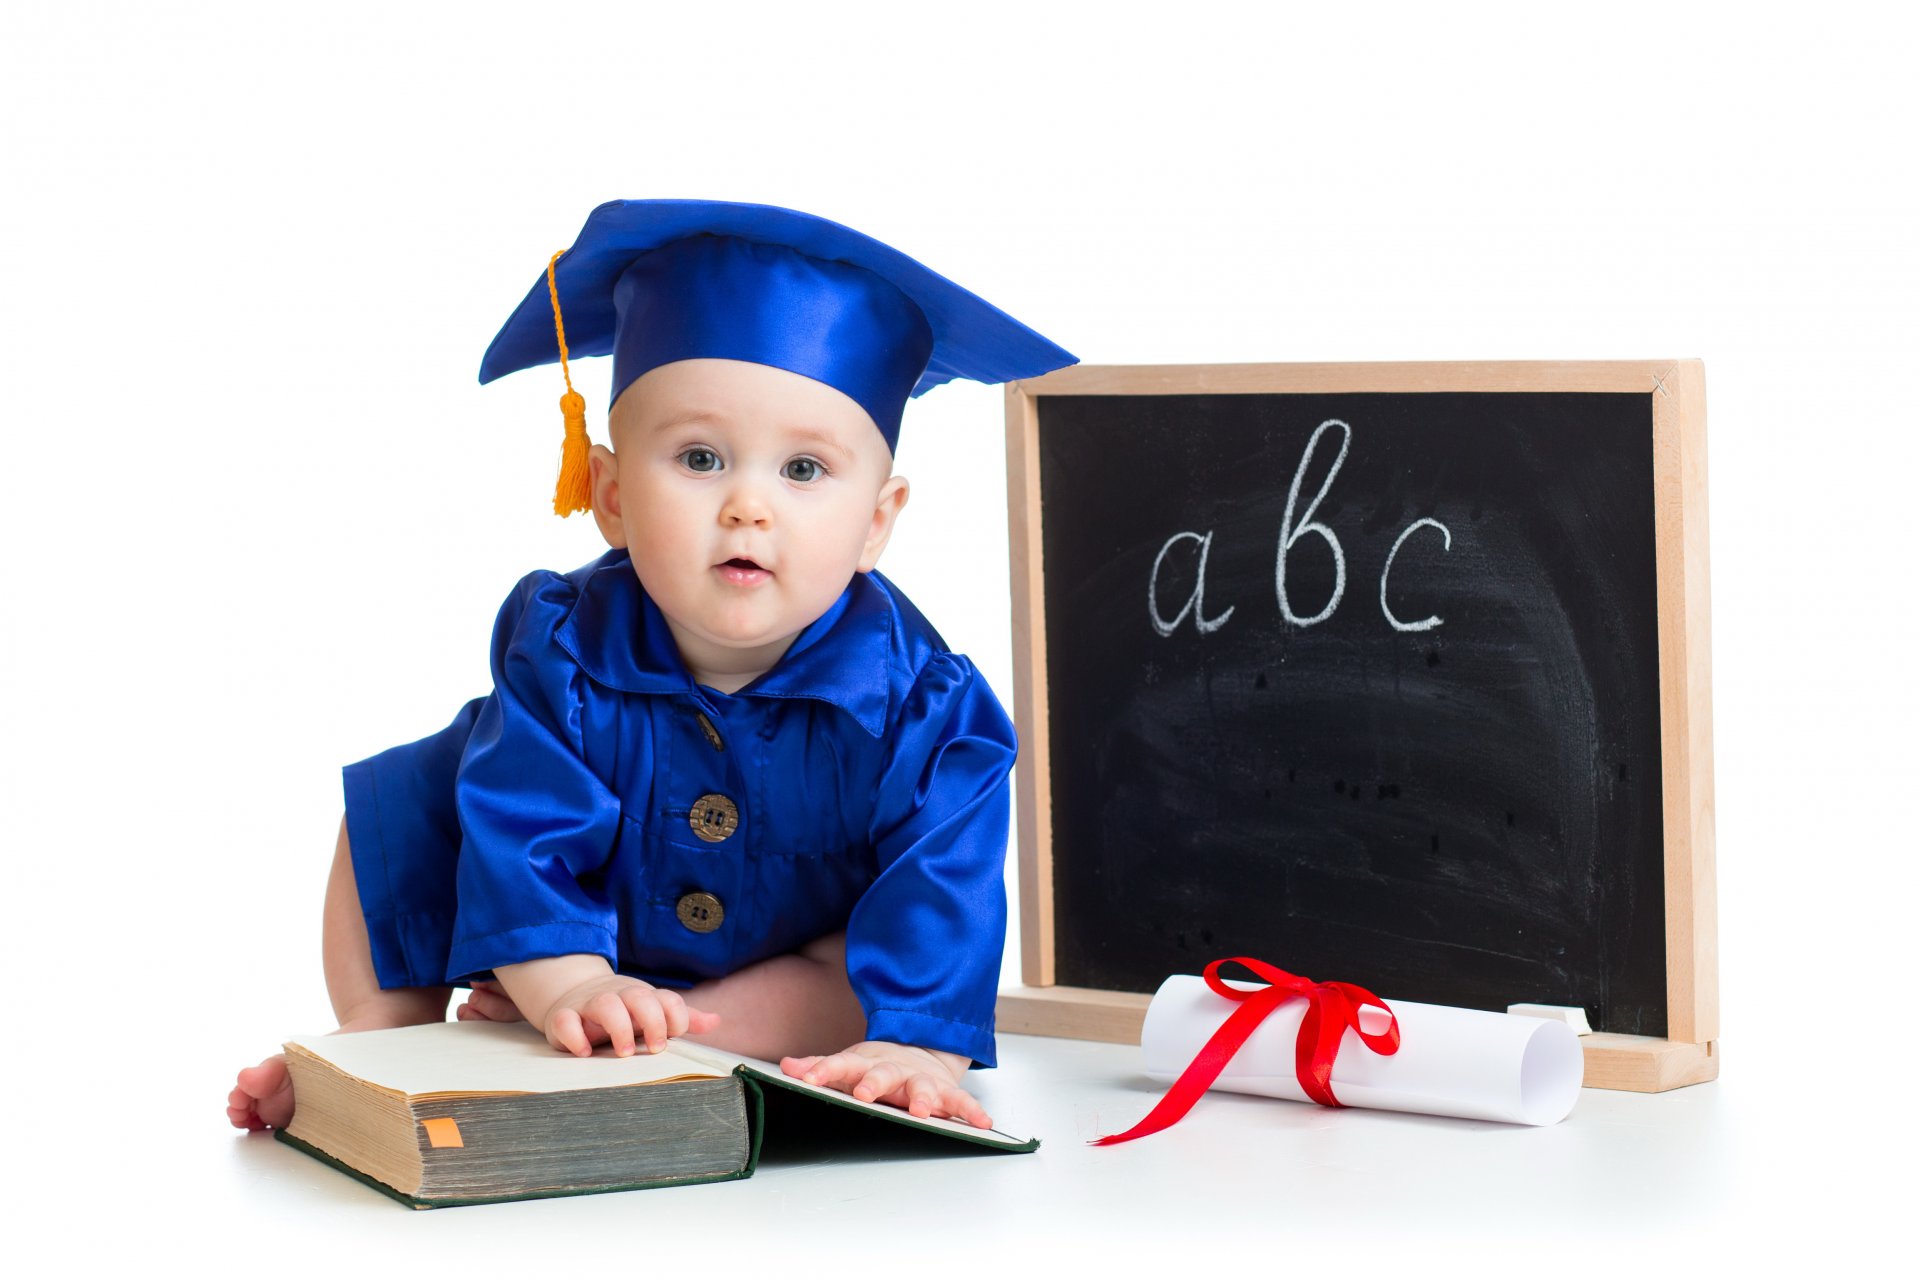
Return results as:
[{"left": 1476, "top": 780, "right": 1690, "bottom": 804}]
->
[{"left": 3, "top": 1, "right": 1914, "bottom": 1270}]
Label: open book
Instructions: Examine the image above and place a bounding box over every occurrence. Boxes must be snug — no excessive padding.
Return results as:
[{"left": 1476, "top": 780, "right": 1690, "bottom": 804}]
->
[{"left": 276, "top": 1021, "right": 1036, "bottom": 1208}]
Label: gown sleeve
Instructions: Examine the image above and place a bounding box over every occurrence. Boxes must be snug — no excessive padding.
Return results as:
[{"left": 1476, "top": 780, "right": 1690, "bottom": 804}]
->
[
  {"left": 443, "top": 571, "right": 626, "bottom": 982},
  {"left": 342, "top": 694, "right": 487, "bottom": 991},
  {"left": 847, "top": 653, "right": 1018, "bottom": 1068}
]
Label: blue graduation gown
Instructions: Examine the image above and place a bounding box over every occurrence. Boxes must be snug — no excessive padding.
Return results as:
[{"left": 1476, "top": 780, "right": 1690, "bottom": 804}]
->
[{"left": 341, "top": 548, "right": 1016, "bottom": 1067}]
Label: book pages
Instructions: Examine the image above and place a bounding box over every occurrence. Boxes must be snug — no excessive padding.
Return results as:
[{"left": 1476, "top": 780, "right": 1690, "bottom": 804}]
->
[
  {"left": 285, "top": 1022, "right": 1035, "bottom": 1147},
  {"left": 285, "top": 1021, "right": 724, "bottom": 1099}
]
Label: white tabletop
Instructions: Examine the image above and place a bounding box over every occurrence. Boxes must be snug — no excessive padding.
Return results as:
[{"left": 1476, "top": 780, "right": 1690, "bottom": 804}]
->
[{"left": 62, "top": 1024, "right": 1890, "bottom": 1275}]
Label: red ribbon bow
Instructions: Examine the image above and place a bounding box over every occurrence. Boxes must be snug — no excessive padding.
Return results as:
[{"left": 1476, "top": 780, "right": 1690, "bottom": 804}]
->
[{"left": 1092, "top": 957, "right": 1402, "bottom": 1145}]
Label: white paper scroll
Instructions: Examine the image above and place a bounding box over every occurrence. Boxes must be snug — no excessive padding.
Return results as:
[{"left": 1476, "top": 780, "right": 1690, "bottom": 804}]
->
[{"left": 1140, "top": 974, "right": 1586, "bottom": 1126}]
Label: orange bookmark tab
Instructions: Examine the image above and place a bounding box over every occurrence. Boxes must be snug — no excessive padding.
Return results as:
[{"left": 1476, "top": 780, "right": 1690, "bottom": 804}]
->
[{"left": 420, "top": 1117, "right": 464, "bottom": 1149}]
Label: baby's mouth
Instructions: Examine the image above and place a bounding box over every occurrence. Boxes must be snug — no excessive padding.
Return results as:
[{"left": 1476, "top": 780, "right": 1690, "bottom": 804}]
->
[{"left": 717, "top": 557, "right": 771, "bottom": 584}]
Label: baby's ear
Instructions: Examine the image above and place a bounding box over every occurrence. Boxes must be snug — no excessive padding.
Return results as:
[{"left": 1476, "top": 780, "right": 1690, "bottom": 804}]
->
[
  {"left": 857, "top": 475, "right": 911, "bottom": 573},
  {"left": 588, "top": 445, "right": 627, "bottom": 548}
]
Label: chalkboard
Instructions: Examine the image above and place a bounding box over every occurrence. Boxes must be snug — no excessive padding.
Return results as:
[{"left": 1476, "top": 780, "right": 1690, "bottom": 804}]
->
[{"left": 996, "top": 363, "right": 1717, "bottom": 1090}]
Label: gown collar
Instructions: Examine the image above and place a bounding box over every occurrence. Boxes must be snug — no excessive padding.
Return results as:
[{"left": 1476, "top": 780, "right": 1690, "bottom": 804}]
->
[{"left": 554, "top": 549, "right": 892, "bottom": 737}]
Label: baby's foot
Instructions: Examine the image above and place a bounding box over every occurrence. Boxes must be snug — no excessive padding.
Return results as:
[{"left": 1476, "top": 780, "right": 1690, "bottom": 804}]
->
[{"left": 228, "top": 1054, "right": 294, "bottom": 1131}]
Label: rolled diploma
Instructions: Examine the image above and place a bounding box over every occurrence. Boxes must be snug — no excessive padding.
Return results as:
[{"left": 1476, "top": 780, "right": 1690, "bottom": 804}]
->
[{"left": 1140, "top": 975, "right": 1585, "bottom": 1126}]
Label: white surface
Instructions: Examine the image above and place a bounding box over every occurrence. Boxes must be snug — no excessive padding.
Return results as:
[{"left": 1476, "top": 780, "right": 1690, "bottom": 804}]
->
[
  {"left": 3, "top": 1, "right": 1916, "bottom": 1269},
  {"left": 104, "top": 1032, "right": 1910, "bottom": 1271},
  {"left": 1141, "top": 975, "right": 1585, "bottom": 1126}
]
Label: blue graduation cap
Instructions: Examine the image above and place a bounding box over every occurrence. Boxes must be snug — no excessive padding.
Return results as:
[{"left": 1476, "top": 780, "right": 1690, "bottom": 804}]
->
[{"left": 477, "top": 199, "right": 1078, "bottom": 515}]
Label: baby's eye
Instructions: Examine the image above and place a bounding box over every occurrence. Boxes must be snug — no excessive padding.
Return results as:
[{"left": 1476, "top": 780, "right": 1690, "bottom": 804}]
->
[
  {"left": 680, "top": 448, "right": 722, "bottom": 473},
  {"left": 782, "top": 457, "right": 825, "bottom": 483}
]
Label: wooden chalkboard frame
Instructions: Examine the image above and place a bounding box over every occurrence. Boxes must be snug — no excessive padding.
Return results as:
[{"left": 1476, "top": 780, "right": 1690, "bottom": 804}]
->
[{"left": 993, "top": 361, "right": 1718, "bottom": 1093}]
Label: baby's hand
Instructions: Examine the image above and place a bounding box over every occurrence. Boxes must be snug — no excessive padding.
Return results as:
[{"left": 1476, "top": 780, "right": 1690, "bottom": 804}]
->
[
  {"left": 781, "top": 1041, "right": 992, "bottom": 1129},
  {"left": 454, "top": 978, "right": 526, "bottom": 1024},
  {"left": 542, "top": 974, "right": 720, "bottom": 1058}
]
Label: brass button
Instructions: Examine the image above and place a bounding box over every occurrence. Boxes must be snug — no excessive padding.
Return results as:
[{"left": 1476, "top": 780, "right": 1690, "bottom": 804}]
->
[
  {"left": 689, "top": 793, "right": 739, "bottom": 843},
  {"left": 693, "top": 711, "right": 725, "bottom": 752},
  {"left": 675, "top": 892, "right": 724, "bottom": 933}
]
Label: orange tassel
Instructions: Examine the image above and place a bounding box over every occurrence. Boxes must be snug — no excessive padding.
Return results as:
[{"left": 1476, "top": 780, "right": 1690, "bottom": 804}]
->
[
  {"left": 545, "top": 249, "right": 593, "bottom": 517},
  {"left": 553, "top": 388, "right": 591, "bottom": 516}
]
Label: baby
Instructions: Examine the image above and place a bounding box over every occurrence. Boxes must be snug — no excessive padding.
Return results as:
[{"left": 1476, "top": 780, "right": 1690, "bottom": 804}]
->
[{"left": 228, "top": 200, "right": 1074, "bottom": 1133}]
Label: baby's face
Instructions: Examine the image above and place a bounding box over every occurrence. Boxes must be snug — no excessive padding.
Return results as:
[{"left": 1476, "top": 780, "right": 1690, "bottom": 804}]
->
[{"left": 592, "top": 358, "right": 908, "bottom": 686}]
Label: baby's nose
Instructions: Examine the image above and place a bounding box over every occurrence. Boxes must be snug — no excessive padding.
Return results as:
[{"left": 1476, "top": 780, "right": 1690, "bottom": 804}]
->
[{"left": 719, "top": 481, "right": 772, "bottom": 525}]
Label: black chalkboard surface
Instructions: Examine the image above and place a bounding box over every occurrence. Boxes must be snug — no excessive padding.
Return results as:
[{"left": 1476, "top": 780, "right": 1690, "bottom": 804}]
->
[{"left": 997, "top": 362, "right": 1717, "bottom": 1092}]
